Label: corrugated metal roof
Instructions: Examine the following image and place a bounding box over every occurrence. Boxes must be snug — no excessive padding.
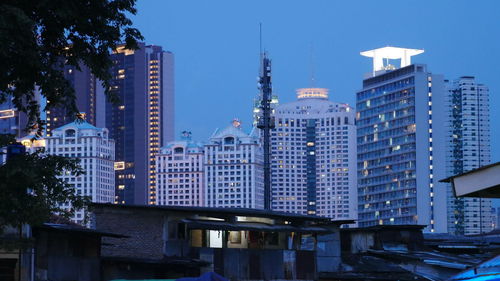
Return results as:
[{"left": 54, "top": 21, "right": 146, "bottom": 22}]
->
[
  {"left": 37, "top": 223, "right": 127, "bottom": 238},
  {"left": 181, "top": 219, "right": 332, "bottom": 233},
  {"left": 92, "top": 203, "right": 354, "bottom": 225}
]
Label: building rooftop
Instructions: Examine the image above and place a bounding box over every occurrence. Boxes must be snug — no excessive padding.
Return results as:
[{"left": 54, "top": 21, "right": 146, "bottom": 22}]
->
[
  {"left": 53, "top": 120, "right": 102, "bottom": 132},
  {"left": 209, "top": 120, "right": 258, "bottom": 143},
  {"left": 211, "top": 125, "right": 249, "bottom": 139}
]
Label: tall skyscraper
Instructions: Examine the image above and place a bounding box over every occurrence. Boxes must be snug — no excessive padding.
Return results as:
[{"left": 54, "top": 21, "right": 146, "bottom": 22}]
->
[
  {"left": 204, "top": 120, "right": 264, "bottom": 209},
  {"left": 156, "top": 132, "right": 204, "bottom": 206},
  {"left": 46, "top": 64, "right": 99, "bottom": 136},
  {"left": 270, "top": 88, "right": 357, "bottom": 220},
  {"left": 45, "top": 121, "right": 115, "bottom": 225},
  {"left": 107, "top": 43, "right": 174, "bottom": 205},
  {"left": 445, "top": 76, "right": 492, "bottom": 235},
  {"left": 356, "top": 47, "right": 447, "bottom": 232}
]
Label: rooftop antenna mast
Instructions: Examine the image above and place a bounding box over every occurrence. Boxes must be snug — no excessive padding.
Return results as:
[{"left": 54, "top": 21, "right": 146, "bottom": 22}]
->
[
  {"left": 257, "top": 23, "right": 274, "bottom": 210},
  {"left": 310, "top": 43, "right": 316, "bottom": 87}
]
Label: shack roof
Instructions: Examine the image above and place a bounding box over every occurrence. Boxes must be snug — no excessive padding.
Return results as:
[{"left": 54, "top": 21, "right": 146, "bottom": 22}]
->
[
  {"left": 440, "top": 162, "right": 500, "bottom": 198},
  {"left": 92, "top": 203, "right": 354, "bottom": 225},
  {"left": 36, "top": 223, "right": 127, "bottom": 238},
  {"left": 181, "top": 219, "right": 332, "bottom": 233},
  {"left": 340, "top": 224, "right": 426, "bottom": 232}
]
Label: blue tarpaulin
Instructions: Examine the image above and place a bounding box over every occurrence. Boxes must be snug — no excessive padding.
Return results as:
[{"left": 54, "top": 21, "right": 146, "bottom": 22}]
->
[
  {"left": 176, "top": 272, "right": 229, "bottom": 281},
  {"left": 448, "top": 255, "right": 500, "bottom": 281}
]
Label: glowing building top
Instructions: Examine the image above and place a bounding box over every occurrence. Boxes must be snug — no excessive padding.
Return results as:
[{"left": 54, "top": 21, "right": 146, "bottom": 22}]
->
[
  {"left": 296, "top": 88, "right": 329, "bottom": 100},
  {"left": 360, "top": 46, "right": 424, "bottom": 73}
]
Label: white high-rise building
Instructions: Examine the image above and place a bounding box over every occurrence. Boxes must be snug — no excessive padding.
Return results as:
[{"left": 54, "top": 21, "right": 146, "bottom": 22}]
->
[
  {"left": 356, "top": 47, "right": 447, "bottom": 232},
  {"left": 445, "top": 76, "right": 492, "bottom": 235},
  {"left": 46, "top": 121, "right": 115, "bottom": 224},
  {"left": 205, "top": 120, "right": 264, "bottom": 209},
  {"left": 270, "top": 88, "right": 357, "bottom": 220},
  {"left": 155, "top": 132, "right": 204, "bottom": 206}
]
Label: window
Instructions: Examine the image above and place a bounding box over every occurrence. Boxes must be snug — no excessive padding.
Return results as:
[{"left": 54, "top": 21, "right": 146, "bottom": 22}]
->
[{"left": 65, "top": 129, "right": 76, "bottom": 137}]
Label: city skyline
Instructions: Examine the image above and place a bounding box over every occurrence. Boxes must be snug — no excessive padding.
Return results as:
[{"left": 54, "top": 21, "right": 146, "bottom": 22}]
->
[
  {"left": 5, "top": 2, "right": 500, "bottom": 280},
  {"left": 130, "top": 0, "right": 500, "bottom": 166},
  {"left": 2, "top": 0, "right": 498, "bottom": 225}
]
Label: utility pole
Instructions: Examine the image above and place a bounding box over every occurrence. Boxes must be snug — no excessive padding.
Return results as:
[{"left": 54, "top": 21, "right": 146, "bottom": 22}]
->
[{"left": 257, "top": 51, "right": 274, "bottom": 210}]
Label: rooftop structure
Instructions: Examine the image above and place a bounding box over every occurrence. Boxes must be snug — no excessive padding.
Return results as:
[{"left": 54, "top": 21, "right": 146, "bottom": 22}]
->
[
  {"left": 296, "top": 88, "right": 329, "bottom": 100},
  {"left": 360, "top": 46, "right": 424, "bottom": 74}
]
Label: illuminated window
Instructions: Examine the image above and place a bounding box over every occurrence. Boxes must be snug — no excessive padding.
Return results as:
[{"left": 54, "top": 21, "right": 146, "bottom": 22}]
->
[{"left": 114, "top": 161, "right": 125, "bottom": 170}]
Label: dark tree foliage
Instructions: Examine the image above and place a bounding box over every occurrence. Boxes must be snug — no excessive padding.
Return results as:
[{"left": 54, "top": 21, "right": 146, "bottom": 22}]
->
[
  {"left": 0, "top": 136, "right": 89, "bottom": 231},
  {"left": 0, "top": 0, "right": 143, "bottom": 136}
]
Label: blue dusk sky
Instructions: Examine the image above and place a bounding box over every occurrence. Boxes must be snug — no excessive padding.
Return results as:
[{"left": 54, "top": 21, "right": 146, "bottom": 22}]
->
[{"left": 132, "top": 0, "right": 500, "bottom": 164}]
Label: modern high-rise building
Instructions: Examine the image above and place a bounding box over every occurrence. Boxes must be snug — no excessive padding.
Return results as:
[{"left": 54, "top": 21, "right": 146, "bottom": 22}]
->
[
  {"left": 0, "top": 88, "right": 43, "bottom": 138},
  {"left": 204, "top": 120, "right": 264, "bottom": 209},
  {"left": 445, "top": 76, "right": 492, "bottom": 235},
  {"left": 46, "top": 63, "right": 101, "bottom": 136},
  {"left": 0, "top": 98, "right": 27, "bottom": 137},
  {"left": 156, "top": 132, "right": 204, "bottom": 206},
  {"left": 356, "top": 46, "right": 447, "bottom": 232},
  {"left": 45, "top": 121, "right": 115, "bottom": 225},
  {"left": 107, "top": 43, "right": 174, "bottom": 205},
  {"left": 270, "top": 88, "right": 357, "bottom": 220}
]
